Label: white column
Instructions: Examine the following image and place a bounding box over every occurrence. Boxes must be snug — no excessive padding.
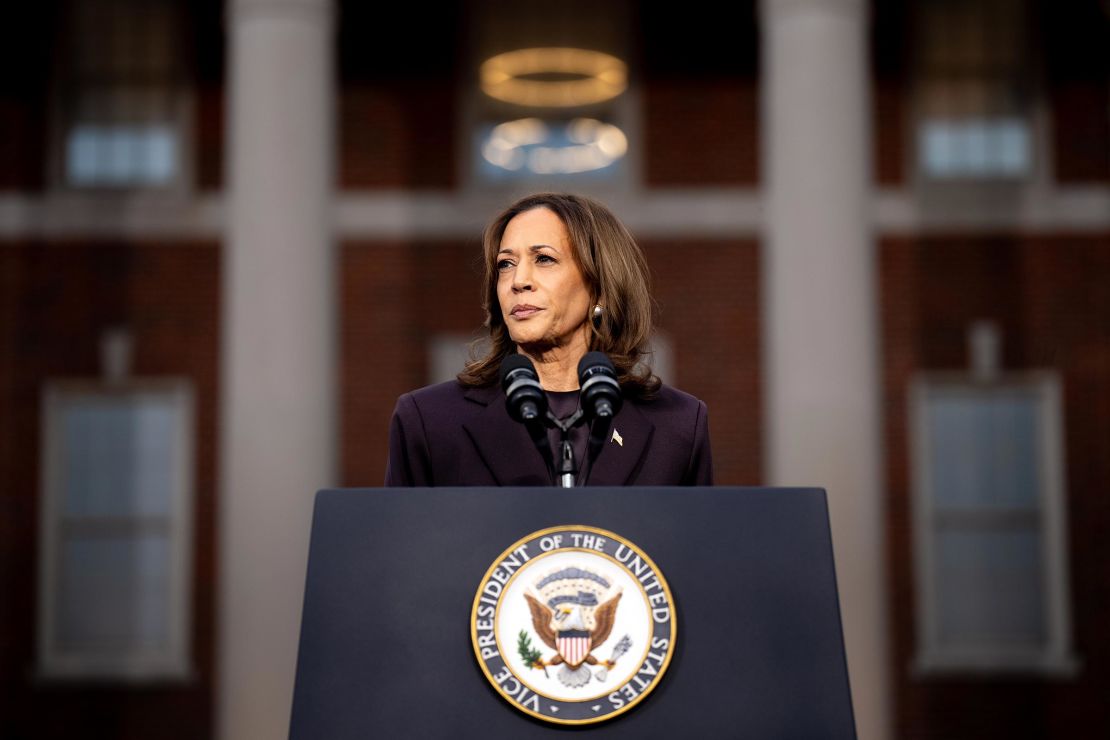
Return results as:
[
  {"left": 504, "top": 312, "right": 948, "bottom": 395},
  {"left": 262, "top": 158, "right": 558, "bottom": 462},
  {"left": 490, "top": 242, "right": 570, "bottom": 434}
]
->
[
  {"left": 220, "top": 1, "right": 335, "bottom": 738},
  {"left": 760, "top": 1, "right": 889, "bottom": 739}
]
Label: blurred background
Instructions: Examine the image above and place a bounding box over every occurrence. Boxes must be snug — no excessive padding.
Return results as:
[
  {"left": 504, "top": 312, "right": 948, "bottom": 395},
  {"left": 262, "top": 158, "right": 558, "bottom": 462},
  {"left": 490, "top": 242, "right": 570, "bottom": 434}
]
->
[{"left": 1, "top": 0, "right": 1108, "bottom": 738}]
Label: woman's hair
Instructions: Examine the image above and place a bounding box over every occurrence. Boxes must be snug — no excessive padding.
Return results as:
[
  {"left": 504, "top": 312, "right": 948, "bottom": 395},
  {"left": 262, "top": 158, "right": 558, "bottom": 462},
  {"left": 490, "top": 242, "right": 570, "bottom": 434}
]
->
[{"left": 458, "top": 192, "right": 661, "bottom": 399}]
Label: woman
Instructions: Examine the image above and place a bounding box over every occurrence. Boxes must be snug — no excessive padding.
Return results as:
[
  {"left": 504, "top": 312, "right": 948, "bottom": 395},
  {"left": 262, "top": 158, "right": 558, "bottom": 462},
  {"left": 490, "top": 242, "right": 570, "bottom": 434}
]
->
[{"left": 385, "top": 192, "right": 712, "bottom": 486}]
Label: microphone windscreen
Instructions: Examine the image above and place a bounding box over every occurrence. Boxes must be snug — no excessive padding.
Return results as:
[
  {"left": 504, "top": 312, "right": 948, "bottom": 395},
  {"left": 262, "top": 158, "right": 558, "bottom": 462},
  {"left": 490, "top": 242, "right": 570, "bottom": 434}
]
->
[
  {"left": 577, "top": 351, "right": 615, "bottom": 377},
  {"left": 500, "top": 353, "right": 537, "bottom": 387}
]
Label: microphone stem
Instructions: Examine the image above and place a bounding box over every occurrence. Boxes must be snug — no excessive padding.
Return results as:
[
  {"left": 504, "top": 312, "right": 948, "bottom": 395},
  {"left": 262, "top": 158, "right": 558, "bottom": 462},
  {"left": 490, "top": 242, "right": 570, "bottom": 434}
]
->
[{"left": 558, "top": 438, "right": 576, "bottom": 488}]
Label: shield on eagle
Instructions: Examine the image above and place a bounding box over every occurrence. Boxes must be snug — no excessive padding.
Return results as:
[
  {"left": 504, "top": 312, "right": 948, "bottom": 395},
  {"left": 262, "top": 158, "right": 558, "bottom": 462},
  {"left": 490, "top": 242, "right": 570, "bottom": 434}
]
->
[{"left": 556, "top": 630, "right": 592, "bottom": 667}]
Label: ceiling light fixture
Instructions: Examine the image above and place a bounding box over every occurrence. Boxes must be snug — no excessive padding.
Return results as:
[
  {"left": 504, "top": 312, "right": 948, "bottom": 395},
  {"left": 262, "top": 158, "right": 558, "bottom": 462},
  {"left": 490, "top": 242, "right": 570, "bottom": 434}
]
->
[
  {"left": 482, "top": 117, "right": 628, "bottom": 174},
  {"left": 480, "top": 47, "right": 628, "bottom": 108}
]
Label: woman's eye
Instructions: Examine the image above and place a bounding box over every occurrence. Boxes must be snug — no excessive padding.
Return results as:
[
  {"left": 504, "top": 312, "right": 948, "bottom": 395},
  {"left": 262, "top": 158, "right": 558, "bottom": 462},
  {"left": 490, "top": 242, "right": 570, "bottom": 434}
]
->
[
  {"left": 536, "top": 254, "right": 556, "bottom": 264},
  {"left": 496, "top": 259, "right": 513, "bottom": 271}
]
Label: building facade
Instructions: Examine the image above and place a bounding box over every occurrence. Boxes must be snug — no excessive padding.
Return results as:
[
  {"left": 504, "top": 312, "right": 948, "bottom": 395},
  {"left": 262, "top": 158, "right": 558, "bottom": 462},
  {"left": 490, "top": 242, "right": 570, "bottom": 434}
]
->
[{"left": 1, "top": 1, "right": 1108, "bottom": 738}]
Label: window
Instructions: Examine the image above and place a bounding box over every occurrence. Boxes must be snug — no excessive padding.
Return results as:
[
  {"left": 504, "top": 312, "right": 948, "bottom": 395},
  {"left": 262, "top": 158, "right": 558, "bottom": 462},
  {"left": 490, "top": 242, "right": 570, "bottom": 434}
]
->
[
  {"left": 54, "top": 0, "right": 189, "bottom": 189},
  {"left": 38, "top": 380, "right": 194, "bottom": 680},
  {"left": 910, "top": 373, "right": 1076, "bottom": 674},
  {"left": 465, "top": 0, "right": 636, "bottom": 189},
  {"left": 913, "top": 0, "right": 1034, "bottom": 180}
]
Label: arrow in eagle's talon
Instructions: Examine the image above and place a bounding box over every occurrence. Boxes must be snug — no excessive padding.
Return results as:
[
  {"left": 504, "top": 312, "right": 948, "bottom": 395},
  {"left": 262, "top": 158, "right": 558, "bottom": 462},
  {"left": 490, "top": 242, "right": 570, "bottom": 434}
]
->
[
  {"left": 595, "top": 636, "right": 631, "bottom": 681},
  {"left": 606, "top": 635, "right": 632, "bottom": 668}
]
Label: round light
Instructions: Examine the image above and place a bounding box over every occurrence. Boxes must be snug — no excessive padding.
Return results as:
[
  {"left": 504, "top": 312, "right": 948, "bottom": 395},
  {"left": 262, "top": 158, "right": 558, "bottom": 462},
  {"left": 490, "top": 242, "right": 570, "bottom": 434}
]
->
[
  {"left": 480, "top": 48, "right": 628, "bottom": 108},
  {"left": 481, "top": 117, "right": 628, "bottom": 175}
]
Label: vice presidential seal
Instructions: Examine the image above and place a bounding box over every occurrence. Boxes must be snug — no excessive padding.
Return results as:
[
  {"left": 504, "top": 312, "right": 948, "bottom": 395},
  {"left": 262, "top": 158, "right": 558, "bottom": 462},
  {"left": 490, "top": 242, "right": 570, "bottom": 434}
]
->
[{"left": 470, "top": 525, "right": 676, "bottom": 725}]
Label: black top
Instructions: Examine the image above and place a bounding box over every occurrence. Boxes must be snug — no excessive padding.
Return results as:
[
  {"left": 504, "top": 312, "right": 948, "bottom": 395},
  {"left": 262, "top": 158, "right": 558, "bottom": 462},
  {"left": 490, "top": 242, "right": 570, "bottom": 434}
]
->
[{"left": 544, "top": 389, "right": 590, "bottom": 484}]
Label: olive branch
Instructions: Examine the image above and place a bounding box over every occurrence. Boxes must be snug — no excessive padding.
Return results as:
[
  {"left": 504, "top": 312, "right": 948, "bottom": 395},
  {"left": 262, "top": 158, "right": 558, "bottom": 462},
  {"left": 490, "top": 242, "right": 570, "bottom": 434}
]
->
[{"left": 517, "top": 630, "right": 549, "bottom": 676}]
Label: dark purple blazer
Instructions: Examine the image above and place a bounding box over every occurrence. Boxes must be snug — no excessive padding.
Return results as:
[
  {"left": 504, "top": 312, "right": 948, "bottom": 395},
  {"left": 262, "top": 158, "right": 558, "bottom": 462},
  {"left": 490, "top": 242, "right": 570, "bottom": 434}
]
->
[{"left": 385, "top": 381, "right": 713, "bottom": 486}]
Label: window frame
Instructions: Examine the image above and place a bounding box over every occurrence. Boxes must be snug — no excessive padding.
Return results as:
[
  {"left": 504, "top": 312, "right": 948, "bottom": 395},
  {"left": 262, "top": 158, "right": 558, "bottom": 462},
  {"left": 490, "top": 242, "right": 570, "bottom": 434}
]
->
[
  {"left": 36, "top": 378, "right": 195, "bottom": 682},
  {"left": 457, "top": 1, "right": 641, "bottom": 196},
  {"left": 46, "top": 0, "right": 195, "bottom": 195},
  {"left": 907, "top": 0, "right": 1052, "bottom": 196},
  {"left": 909, "top": 371, "right": 1077, "bottom": 676}
]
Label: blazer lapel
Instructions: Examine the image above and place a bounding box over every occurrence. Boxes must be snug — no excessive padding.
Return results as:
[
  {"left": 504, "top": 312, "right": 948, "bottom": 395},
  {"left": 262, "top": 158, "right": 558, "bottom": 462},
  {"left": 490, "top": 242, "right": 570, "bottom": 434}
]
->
[
  {"left": 461, "top": 386, "right": 552, "bottom": 486},
  {"left": 584, "top": 400, "right": 655, "bottom": 486}
]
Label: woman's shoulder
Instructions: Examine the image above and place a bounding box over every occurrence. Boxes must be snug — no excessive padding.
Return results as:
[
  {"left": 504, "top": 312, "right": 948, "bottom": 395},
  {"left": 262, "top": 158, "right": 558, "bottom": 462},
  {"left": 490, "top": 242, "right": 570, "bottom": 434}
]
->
[
  {"left": 629, "top": 383, "right": 708, "bottom": 437},
  {"left": 402, "top": 379, "right": 470, "bottom": 404},
  {"left": 395, "top": 380, "right": 498, "bottom": 421},
  {"left": 633, "top": 383, "right": 706, "bottom": 413}
]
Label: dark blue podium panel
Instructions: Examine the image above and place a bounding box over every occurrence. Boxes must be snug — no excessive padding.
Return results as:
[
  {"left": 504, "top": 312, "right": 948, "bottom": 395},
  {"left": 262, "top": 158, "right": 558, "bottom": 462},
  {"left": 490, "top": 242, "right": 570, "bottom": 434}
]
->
[{"left": 290, "top": 487, "right": 856, "bottom": 738}]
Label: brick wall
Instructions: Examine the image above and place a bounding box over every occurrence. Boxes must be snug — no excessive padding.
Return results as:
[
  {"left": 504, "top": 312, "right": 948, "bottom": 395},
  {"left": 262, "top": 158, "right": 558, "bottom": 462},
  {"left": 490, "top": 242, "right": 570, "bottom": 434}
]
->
[
  {"left": 1043, "top": 1, "right": 1110, "bottom": 184},
  {"left": 643, "top": 238, "right": 762, "bottom": 485},
  {"left": 872, "top": 0, "right": 909, "bottom": 186},
  {"left": 193, "top": 0, "right": 224, "bottom": 191},
  {"left": 643, "top": 80, "right": 760, "bottom": 186},
  {"left": 880, "top": 234, "right": 1110, "bottom": 739},
  {"left": 339, "top": 82, "right": 458, "bottom": 189},
  {"left": 339, "top": 238, "right": 485, "bottom": 485},
  {"left": 0, "top": 5, "right": 53, "bottom": 191},
  {"left": 0, "top": 241, "right": 220, "bottom": 740}
]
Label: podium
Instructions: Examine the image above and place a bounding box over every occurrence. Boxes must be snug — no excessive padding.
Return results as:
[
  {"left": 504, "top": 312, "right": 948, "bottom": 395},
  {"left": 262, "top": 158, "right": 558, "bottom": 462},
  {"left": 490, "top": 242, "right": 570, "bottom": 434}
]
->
[{"left": 290, "top": 487, "right": 856, "bottom": 738}]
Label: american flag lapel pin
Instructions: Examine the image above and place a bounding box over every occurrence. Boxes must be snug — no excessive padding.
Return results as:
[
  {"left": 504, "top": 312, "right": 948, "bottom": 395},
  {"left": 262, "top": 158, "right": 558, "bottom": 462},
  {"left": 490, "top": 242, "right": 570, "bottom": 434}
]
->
[{"left": 611, "top": 428, "right": 623, "bottom": 447}]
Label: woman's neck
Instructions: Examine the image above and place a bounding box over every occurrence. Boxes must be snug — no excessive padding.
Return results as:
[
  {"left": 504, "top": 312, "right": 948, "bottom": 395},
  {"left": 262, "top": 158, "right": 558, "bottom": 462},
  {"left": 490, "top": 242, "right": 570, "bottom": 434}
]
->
[{"left": 517, "top": 333, "right": 589, "bottom": 391}]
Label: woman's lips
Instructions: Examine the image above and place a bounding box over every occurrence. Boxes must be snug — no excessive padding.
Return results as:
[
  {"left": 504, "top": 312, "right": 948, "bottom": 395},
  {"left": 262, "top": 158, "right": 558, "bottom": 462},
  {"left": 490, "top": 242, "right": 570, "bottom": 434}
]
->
[{"left": 510, "top": 305, "right": 542, "bottom": 318}]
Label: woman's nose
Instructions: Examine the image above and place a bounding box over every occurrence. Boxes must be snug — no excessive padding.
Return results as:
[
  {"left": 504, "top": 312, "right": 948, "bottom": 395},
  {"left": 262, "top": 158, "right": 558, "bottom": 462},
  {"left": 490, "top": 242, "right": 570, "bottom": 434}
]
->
[{"left": 512, "top": 262, "right": 533, "bottom": 291}]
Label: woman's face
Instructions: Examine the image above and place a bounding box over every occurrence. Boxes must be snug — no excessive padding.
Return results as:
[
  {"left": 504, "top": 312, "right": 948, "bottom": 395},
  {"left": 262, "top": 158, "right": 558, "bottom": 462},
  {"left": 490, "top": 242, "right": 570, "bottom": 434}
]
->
[{"left": 496, "top": 207, "right": 592, "bottom": 354}]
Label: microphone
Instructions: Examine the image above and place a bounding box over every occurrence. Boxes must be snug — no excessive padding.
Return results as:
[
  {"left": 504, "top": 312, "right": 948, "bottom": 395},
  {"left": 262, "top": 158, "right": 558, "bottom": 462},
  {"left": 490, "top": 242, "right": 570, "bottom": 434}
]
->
[
  {"left": 578, "top": 352, "right": 622, "bottom": 484},
  {"left": 500, "top": 355, "right": 556, "bottom": 483},
  {"left": 500, "top": 354, "right": 548, "bottom": 422},
  {"left": 577, "top": 352, "right": 623, "bottom": 420}
]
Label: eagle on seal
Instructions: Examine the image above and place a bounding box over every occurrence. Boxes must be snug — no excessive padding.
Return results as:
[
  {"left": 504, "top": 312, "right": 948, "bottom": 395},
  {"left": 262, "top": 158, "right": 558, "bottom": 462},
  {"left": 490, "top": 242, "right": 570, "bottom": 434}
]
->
[{"left": 523, "top": 566, "right": 623, "bottom": 688}]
